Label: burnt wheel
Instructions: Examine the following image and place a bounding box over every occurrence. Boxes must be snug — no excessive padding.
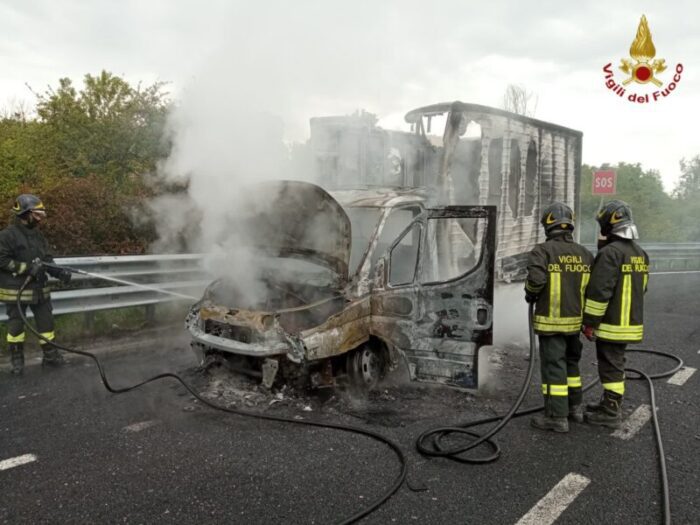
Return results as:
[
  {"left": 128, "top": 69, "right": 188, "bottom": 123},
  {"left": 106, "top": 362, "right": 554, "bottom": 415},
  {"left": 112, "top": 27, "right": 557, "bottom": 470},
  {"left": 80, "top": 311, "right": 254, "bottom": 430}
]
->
[{"left": 347, "top": 343, "right": 385, "bottom": 391}]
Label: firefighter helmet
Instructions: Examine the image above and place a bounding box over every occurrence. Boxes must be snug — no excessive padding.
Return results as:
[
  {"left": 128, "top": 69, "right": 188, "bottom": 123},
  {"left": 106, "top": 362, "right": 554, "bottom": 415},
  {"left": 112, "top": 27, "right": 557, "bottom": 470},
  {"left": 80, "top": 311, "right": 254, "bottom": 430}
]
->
[
  {"left": 12, "top": 194, "right": 46, "bottom": 216},
  {"left": 596, "top": 199, "right": 638, "bottom": 239},
  {"left": 540, "top": 201, "right": 575, "bottom": 234}
]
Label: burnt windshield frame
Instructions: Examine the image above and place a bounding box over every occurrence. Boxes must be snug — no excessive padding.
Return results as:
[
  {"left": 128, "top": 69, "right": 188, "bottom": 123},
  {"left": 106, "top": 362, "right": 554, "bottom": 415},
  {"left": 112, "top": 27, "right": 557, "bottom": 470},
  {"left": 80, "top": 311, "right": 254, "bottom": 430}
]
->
[
  {"left": 386, "top": 221, "right": 423, "bottom": 288},
  {"left": 344, "top": 206, "right": 383, "bottom": 277},
  {"left": 367, "top": 204, "right": 423, "bottom": 276},
  {"left": 419, "top": 206, "right": 496, "bottom": 287}
]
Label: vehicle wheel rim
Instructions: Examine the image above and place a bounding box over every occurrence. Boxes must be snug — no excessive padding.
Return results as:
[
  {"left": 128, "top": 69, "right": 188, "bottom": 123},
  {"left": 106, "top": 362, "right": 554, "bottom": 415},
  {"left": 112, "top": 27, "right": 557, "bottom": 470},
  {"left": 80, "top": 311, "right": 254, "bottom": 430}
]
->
[{"left": 358, "top": 347, "right": 380, "bottom": 387}]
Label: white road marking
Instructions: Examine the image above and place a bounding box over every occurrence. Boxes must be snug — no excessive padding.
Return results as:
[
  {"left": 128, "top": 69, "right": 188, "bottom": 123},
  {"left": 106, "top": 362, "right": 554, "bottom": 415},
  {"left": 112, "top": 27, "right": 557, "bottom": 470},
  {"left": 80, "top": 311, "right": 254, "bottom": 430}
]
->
[
  {"left": 612, "top": 404, "right": 652, "bottom": 440},
  {"left": 667, "top": 366, "right": 696, "bottom": 386},
  {"left": 515, "top": 472, "right": 590, "bottom": 525},
  {"left": 0, "top": 454, "right": 37, "bottom": 471},
  {"left": 123, "top": 420, "right": 160, "bottom": 433}
]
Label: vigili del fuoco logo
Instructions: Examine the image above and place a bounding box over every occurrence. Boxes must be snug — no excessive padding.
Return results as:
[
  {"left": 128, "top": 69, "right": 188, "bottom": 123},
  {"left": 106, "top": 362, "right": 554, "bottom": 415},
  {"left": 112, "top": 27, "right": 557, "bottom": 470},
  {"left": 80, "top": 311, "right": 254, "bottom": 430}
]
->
[{"left": 602, "top": 15, "right": 684, "bottom": 104}]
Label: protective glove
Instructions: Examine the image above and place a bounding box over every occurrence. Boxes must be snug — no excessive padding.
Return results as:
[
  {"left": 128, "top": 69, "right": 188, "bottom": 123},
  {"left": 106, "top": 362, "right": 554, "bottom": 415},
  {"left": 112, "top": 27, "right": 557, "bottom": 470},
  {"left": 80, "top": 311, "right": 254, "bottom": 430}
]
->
[
  {"left": 28, "top": 258, "right": 45, "bottom": 280},
  {"left": 58, "top": 269, "right": 72, "bottom": 285},
  {"left": 581, "top": 325, "right": 595, "bottom": 341},
  {"left": 525, "top": 291, "right": 539, "bottom": 304}
]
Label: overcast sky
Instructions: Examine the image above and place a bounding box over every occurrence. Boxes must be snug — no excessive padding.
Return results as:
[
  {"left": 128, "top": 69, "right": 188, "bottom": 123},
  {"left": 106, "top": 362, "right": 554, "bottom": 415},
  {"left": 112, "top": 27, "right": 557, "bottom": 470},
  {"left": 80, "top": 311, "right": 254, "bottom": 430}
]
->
[{"left": 1, "top": 0, "right": 698, "bottom": 192}]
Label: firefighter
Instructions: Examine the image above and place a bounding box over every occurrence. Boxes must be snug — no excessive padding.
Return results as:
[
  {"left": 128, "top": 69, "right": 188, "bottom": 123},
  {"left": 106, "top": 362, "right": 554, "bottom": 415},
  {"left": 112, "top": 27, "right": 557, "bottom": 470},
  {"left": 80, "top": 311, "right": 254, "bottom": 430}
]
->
[
  {"left": 0, "top": 194, "right": 71, "bottom": 374},
  {"left": 525, "top": 202, "right": 594, "bottom": 433},
  {"left": 582, "top": 200, "right": 649, "bottom": 428}
]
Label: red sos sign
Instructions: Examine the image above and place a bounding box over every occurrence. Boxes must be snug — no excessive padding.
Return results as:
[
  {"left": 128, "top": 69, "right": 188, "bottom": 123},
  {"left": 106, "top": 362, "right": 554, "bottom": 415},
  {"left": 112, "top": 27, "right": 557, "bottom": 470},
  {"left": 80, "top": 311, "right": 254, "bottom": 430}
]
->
[{"left": 593, "top": 170, "right": 616, "bottom": 195}]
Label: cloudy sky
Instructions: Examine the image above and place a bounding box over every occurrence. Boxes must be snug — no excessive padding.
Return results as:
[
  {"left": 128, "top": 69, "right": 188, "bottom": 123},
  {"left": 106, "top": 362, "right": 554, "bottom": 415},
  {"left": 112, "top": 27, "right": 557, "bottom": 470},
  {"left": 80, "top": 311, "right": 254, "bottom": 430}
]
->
[{"left": 1, "top": 0, "right": 698, "bottom": 192}]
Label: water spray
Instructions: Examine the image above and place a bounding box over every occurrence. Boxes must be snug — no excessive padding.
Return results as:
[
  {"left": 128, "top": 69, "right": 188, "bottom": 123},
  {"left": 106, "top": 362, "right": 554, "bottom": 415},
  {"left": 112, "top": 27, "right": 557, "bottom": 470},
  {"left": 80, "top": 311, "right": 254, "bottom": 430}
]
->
[{"left": 42, "top": 261, "right": 198, "bottom": 301}]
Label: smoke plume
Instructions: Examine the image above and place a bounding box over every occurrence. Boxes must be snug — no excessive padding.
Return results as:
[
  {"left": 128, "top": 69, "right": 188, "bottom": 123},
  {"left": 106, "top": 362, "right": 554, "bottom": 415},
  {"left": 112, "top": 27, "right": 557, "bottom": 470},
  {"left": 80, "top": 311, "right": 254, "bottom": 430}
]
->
[{"left": 148, "top": 3, "right": 436, "bottom": 303}]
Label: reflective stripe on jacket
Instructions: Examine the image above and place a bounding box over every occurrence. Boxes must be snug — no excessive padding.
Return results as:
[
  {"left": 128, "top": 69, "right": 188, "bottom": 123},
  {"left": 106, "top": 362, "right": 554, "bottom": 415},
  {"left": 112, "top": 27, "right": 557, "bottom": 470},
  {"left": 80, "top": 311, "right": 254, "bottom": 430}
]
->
[
  {"left": 582, "top": 239, "right": 649, "bottom": 343},
  {"left": 525, "top": 233, "right": 595, "bottom": 335}
]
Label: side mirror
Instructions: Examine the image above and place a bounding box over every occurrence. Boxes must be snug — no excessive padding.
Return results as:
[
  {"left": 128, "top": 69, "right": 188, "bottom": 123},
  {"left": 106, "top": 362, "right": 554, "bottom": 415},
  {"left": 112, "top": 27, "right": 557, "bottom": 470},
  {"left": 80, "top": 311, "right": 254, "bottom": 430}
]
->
[{"left": 373, "top": 257, "right": 387, "bottom": 289}]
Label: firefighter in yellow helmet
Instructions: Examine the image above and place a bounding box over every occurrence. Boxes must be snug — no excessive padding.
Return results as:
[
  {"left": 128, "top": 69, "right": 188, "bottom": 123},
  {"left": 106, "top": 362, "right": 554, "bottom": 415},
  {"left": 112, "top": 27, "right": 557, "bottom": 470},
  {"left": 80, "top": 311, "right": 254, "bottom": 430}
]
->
[
  {"left": 0, "top": 195, "right": 71, "bottom": 374},
  {"left": 582, "top": 200, "right": 649, "bottom": 428},
  {"left": 525, "top": 202, "right": 594, "bottom": 432}
]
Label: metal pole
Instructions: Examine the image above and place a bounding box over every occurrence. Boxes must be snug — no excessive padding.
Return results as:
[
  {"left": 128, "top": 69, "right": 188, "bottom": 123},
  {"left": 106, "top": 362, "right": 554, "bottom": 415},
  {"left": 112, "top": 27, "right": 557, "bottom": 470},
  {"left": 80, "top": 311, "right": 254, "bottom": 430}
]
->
[{"left": 592, "top": 196, "right": 604, "bottom": 249}]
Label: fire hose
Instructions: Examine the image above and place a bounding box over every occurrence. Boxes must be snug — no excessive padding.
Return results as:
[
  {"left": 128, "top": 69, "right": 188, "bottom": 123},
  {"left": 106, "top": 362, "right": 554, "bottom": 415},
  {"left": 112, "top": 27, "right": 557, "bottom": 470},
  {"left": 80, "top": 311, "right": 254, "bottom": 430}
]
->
[
  {"left": 17, "top": 264, "right": 684, "bottom": 524},
  {"left": 415, "top": 304, "right": 683, "bottom": 525},
  {"left": 15, "top": 267, "right": 405, "bottom": 525}
]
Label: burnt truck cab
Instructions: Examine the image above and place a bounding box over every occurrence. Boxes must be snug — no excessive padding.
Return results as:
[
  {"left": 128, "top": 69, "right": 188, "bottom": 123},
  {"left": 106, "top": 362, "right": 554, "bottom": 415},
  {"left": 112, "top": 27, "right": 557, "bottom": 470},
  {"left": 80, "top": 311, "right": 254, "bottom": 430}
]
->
[
  {"left": 186, "top": 100, "right": 582, "bottom": 390},
  {"left": 186, "top": 181, "right": 496, "bottom": 390}
]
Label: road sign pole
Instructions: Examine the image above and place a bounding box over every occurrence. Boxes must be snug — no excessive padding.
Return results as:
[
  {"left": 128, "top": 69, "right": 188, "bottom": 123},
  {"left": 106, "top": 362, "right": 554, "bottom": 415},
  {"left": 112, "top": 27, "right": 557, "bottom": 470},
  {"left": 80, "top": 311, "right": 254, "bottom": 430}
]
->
[
  {"left": 593, "top": 196, "right": 604, "bottom": 248},
  {"left": 591, "top": 170, "right": 617, "bottom": 249}
]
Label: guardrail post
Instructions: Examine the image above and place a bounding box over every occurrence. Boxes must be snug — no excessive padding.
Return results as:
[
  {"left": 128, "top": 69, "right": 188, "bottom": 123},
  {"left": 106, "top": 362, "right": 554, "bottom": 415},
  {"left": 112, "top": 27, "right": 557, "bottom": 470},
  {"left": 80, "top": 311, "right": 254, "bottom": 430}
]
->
[
  {"left": 85, "top": 312, "right": 95, "bottom": 332},
  {"left": 145, "top": 304, "right": 156, "bottom": 326}
]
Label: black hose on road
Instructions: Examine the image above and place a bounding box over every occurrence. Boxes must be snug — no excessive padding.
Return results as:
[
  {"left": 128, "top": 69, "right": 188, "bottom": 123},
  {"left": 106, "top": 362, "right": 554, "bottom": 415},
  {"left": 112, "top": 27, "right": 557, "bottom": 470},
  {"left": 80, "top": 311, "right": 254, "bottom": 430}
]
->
[
  {"left": 415, "top": 305, "right": 538, "bottom": 463},
  {"left": 623, "top": 350, "right": 682, "bottom": 525},
  {"left": 18, "top": 270, "right": 685, "bottom": 524},
  {"left": 415, "top": 302, "right": 683, "bottom": 524},
  {"left": 16, "top": 275, "right": 404, "bottom": 525}
]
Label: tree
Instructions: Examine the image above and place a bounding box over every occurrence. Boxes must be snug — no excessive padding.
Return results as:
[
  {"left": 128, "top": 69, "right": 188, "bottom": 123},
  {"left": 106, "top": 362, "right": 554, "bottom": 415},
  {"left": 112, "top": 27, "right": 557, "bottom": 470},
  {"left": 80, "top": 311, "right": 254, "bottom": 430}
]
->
[
  {"left": 0, "top": 117, "right": 43, "bottom": 193},
  {"left": 34, "top": 71, "right": 170, "bottom": 185},
  {"left": 579, "top": 163, "right": 678, "bottom": 242},
  {"left": 671, "top": 156, "right": 700, "bottom": 241},
  {"left": 502, "top": 84, "right": 538, "bottom": 117},
  {"left": 0, "top": 71, "right": 172, "bottom": 254},
  {"left": 674, "top": 156, "right": 700, "bottom": 199}
]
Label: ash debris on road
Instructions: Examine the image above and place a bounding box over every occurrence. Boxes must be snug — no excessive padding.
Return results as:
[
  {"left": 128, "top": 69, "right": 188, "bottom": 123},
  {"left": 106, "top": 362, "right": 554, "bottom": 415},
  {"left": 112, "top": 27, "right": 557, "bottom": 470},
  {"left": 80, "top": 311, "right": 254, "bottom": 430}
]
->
[{"left": 178, "top": 342, "right": 530, "bottom": 428}]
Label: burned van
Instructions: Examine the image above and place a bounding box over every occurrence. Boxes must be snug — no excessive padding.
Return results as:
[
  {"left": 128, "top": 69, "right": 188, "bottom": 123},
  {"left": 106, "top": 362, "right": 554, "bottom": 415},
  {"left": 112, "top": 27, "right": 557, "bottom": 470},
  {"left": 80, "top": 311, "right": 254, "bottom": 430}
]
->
[
  {"left": 310, "top": 102, "right": 583, "bottom": 281},
  {"left": 186, "top": 181, "right": 496, "bottom": 390}
]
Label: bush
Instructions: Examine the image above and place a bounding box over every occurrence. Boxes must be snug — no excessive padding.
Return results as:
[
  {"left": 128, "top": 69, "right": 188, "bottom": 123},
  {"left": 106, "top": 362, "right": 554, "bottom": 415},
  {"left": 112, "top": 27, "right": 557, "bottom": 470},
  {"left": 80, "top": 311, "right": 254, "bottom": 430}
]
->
[{"left": 0, "top": 71, "right": 170, "bottom": 255}]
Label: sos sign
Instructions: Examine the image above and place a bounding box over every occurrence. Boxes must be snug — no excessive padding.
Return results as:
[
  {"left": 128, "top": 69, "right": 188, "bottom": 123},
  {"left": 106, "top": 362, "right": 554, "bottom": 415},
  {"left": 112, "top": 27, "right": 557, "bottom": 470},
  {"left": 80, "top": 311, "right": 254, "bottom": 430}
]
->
[{"left": 592, "top": 170, "right": 616, "bottom": 195}]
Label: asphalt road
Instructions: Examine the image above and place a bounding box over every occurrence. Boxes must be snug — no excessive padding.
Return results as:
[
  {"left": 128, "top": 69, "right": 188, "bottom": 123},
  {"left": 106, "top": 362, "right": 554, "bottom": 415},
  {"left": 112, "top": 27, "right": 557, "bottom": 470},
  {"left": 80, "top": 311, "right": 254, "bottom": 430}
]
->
[{"left": 1, "top": 273, "right": 698, "bottom": 524}]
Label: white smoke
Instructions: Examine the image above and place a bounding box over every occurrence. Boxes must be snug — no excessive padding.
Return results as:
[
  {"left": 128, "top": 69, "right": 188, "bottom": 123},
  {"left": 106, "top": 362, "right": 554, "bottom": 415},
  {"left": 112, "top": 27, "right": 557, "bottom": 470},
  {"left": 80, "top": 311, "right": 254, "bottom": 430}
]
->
[
  {"left": 157, "top": 102, "right": 292, "bottom": 251},
  {"left": 148, "top": 4, "right": 424, "bottom": 302},
  {"left": 149, "top": 2, "right": 478, "bottom": 264},
  {"left": 492, "top": 282, "right": 530, "bottom": 346},
  {"left": 478, "top": 282, "right": 530, "bottom": 393}
]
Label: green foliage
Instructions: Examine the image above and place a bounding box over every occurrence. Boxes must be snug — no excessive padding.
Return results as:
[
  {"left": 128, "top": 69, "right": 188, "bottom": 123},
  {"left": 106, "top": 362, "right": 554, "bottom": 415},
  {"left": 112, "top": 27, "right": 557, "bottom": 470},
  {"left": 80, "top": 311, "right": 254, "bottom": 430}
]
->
[
  {"left": 35, "top": 71, "right": 170, "bottom": 183},
  {"left": 675, "top": 156, "right": 700, "bottom": 198},
  {"left": 0, "top": 118, "right": 43, "bottom": 191},
  {"left": 39, "top": 174, "right": 156, "bottom": 255},
  {"left": 0, "top": 71, "right": 170, "bottom": 254},
  {"left": 580, "top": 162, "right": 697, "bottom": 243},
  {"left": 671, "top": 156, "right": 700, "bottom": 241}
]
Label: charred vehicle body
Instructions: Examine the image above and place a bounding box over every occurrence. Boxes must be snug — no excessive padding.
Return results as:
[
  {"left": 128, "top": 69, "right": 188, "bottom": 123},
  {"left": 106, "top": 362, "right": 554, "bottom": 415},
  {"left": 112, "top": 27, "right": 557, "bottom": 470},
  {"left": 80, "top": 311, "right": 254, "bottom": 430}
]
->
[
  {"left": 187, "top": 181, "right": 496, "bottom": 390},
  {"left": 311, "top": 101, "right": 583, "bottom": 281},
  {"left": 186, "top": 102, "right": 581, "bottom": 390}
]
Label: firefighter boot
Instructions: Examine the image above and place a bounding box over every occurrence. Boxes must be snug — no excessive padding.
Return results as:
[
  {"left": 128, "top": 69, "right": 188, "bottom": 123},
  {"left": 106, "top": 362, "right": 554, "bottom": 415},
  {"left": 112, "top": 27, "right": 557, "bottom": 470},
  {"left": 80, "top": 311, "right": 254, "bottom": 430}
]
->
[
  {"left": 41, "top": 345, "right": 65, "bottom": 367},
  {"left": 585, "top": 391, "right": 622, "bottom": 429},
  {"left": 585, "top": 393, "right": 607, "bottom": 413},
  {"left": 9, "top": 343, "right": 24, "bottom": 375},
  {"left": 585, "top": 396, "right": 603, "bottom": 413},
  {"left": 568, "top": 404, "right": 584, "bottom": 423},
  {"left": 530, "top": 415, "right": 569, "bottom": 433}
]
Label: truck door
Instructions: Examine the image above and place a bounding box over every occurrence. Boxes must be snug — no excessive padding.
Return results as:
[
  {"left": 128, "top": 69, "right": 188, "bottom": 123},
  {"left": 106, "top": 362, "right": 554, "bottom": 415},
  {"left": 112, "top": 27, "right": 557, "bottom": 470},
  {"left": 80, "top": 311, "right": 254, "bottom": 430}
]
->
[{"left": 371, "top": 205, "right": 496, "bottom": 389}]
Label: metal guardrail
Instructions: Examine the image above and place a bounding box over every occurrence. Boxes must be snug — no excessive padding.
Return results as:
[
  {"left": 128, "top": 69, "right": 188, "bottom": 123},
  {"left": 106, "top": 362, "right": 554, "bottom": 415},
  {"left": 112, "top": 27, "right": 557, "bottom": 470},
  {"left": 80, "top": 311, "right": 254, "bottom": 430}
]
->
[
  {"left": 0, "top": 254, "right": 210, "bottom": 323},
  {"left": 0, "top": 243, "right": 698, "bottom": 323},
  {"left": 583, "top": 243, "right": 700, "bottom": 272}
]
